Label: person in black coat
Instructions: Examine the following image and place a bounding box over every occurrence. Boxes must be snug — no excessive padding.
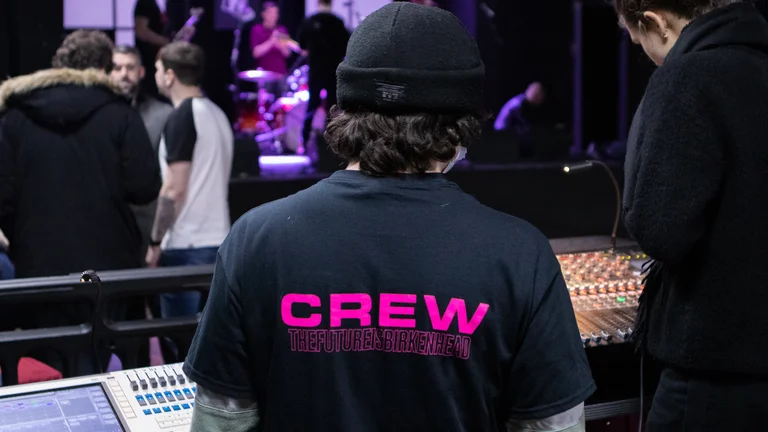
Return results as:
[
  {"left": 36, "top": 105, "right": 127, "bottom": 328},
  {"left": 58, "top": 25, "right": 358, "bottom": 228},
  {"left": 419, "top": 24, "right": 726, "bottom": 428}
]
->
[
  {"left": 0, "top": 30, "right": 160, "bottom": 373},
  {"left": 0, "top": 30, "right": 160, "bottom": 278},
  {"left": 616, "top": 1, "right": 768, "bottom": 430}
]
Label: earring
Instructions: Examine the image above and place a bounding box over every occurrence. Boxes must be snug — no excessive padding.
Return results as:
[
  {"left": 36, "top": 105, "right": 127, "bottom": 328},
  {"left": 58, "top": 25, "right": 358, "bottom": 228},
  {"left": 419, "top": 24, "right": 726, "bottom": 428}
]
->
[{"left": 663, "top": 30, "right": 669, "bottom": 41}]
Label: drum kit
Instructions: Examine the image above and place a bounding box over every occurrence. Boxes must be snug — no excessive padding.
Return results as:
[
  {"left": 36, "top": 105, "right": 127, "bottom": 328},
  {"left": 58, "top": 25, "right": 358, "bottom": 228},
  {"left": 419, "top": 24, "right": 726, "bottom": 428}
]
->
[{"left": 232, "top": 66, "right": 312, "bottom": 156}]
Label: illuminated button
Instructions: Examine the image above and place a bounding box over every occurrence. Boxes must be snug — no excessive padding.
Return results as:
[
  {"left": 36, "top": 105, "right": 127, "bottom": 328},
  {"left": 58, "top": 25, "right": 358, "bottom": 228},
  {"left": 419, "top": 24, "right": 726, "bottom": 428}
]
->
[
  {"left": 182, "top": 404, "right": 190, "bottom": 410},
  {"left": 143, "top": 409, "right": 152, "bottom": 416},
  {"left": 173, "top": 389, "right": 183, "bottom": 398},
  {"left": 153, "top": 408, "right": 162, "bottom": 414},
  {"left": 145, "top": 394, "right": 156, "bottom": 405},
  {"left": 191, "top": 402, "right": 195, "bottom": 407},
  {"left": 192, "top": 387, "right": 196, "bottom": 393},
  {"left": 164, "top": 391, "right": 174, "bottom": 401},
  {"left": 136, "top": 396, "right": 147, "bottom": 406},
  {"left": 172, "top": 405, "right": 181, "bottom": 411},
  {"left": 163, "top": 406, "right": 171, "bottom": 412},
  {"left": 155, "top": 392, "right": 166, "bottom": 403}
]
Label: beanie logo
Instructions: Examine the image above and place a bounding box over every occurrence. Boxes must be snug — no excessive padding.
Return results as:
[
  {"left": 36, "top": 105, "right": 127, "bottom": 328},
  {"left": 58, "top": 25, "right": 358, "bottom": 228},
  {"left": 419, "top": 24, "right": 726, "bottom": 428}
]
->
[{"left": 375, "top": 81, "right": 406, "bottom": 104}]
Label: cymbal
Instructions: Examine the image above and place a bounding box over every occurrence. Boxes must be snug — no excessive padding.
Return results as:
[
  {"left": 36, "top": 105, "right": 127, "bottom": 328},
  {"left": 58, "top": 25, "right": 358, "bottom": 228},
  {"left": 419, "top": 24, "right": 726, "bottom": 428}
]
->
[{"left": 237, "top": 69, "right": 285, "bottom": 84}]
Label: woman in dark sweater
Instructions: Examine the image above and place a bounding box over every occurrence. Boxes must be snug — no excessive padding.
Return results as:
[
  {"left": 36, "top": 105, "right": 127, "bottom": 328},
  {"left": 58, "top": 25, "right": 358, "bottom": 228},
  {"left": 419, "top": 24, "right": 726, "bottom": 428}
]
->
[{"left": 616, "top": 0, "right": 768, "bottom": 430}]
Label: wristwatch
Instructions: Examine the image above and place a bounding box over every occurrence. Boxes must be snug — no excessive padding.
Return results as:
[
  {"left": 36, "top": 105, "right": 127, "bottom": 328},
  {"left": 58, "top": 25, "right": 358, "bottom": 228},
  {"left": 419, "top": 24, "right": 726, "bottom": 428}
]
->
[{"left": 149, "top": 239, "right": 162, "bottom": 247}]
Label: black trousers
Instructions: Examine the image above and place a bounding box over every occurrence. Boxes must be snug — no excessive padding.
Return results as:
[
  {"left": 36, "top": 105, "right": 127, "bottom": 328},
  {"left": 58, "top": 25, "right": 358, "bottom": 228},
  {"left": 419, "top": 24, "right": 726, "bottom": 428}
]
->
[
  {"left": 302, "top": 75, "right": 336, "bottom": 146},
  {"left": 647, "top": 367, "right": 768, "bottom": 432}
]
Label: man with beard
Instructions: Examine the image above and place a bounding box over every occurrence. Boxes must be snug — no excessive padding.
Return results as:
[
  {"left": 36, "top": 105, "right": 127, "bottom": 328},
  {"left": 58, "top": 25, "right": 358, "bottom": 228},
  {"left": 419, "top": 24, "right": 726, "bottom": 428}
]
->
[{"left": 111, "top": 45, "right": 174, "bottom": 259}]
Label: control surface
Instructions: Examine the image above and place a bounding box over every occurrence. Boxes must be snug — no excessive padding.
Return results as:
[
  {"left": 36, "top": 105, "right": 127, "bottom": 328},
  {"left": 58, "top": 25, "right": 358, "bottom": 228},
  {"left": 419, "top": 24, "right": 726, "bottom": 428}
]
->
[
  {"left": 0, "top": 363, "right": 196, "bottom": 432},
  {"left": 557, "top": 249, "right": 648, "bottom": 347}
]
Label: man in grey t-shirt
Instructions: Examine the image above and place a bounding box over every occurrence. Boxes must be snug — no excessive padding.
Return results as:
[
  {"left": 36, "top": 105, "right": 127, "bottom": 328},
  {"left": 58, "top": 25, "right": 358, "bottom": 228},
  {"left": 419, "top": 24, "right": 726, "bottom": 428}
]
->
[{"left": 111, "top": 45, "right": 174, "bottom": 258}]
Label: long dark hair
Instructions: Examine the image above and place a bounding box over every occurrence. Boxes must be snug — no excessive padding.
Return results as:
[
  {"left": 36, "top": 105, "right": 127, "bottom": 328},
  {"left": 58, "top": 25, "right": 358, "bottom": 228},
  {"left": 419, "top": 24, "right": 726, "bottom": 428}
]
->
[{"left": 324, "top": 108, "right": 483, "bottom": 176}]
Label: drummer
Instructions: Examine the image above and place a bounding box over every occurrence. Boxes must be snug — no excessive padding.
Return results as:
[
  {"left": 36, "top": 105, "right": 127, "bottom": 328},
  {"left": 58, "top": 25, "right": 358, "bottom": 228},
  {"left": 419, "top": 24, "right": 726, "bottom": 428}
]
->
[{"left": 250, "top": 2, "right": 295, "bottom": 76}]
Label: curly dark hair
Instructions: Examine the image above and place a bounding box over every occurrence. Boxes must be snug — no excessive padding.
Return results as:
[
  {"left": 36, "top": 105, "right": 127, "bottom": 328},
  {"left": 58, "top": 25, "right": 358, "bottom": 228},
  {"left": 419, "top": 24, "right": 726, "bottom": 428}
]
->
[
  {"left": 324, "top": 108, "right": 484, "bottom": 176},
  {"left": 614, "top": 0, "right": 742, "bottom": 25},
  {"left": 52, "top": 30, "right": 114, "bottom": 71}
]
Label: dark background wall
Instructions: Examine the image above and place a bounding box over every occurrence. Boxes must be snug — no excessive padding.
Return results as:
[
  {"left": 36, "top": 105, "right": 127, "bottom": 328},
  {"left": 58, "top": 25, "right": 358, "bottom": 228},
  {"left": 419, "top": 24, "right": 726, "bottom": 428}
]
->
[
  {"left": 0, "top": 0, "right": 662, "bottom": 154},
  {"left": 0, "top": 0, "right": 63, "bottom": 77}
]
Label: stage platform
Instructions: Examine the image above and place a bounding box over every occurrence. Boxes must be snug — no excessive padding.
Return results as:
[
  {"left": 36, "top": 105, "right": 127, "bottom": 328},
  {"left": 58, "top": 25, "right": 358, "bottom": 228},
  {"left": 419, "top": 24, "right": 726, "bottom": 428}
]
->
[{"left": 229, "top": 161, "right": 625, "bottom": 240}]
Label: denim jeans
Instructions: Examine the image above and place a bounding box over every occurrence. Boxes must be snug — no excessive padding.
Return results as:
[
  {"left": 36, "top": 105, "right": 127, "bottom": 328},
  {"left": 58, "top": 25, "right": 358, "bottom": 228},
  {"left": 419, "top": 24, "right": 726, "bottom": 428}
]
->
[
  {"left": 0, "top": 251, "right": 14, "bottom": 280},
  {"left": 159, "top": 246, "right": 218, "bottom": 318},
  {"left": 158, "top": 246, "right": 218, "bottom": 363}
]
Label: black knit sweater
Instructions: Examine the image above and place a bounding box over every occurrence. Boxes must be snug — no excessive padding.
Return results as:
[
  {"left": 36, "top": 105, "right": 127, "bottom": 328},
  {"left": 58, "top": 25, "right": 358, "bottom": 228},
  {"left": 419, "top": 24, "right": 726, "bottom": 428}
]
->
[{"left": 624, "top": 3, "right": 768, "bottom": 375}]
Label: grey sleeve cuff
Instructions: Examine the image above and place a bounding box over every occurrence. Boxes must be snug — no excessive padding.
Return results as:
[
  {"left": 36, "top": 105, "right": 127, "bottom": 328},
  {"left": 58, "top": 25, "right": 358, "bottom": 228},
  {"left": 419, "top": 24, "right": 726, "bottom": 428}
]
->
[
  {"left": 189, "top": 385, "right": 260, "bottom": 432},
  {"left": 506, "top": 402, "right": 586, "bottom": 432}
]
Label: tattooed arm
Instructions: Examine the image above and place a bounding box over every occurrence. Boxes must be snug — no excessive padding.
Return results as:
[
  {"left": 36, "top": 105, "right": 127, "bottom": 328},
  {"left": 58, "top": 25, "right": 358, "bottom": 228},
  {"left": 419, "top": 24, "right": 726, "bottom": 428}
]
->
[{"left": 146, "top": 162, "right": 191, "bottom": 266}]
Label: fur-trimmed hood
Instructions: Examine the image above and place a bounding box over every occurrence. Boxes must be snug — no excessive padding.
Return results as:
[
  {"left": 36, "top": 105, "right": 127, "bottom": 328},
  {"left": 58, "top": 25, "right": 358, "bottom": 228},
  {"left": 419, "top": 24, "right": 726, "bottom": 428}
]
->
[{"left": 0, "top": 68, "right": 125, "bottom": 126}]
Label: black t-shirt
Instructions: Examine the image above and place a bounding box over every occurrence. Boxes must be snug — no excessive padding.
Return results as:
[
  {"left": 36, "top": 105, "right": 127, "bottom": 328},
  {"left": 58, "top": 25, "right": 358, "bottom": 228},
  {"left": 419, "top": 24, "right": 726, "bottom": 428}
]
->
[
  {"left": 297, "top": 12, "right": 350, "bottom": 79},
  {"left": 184, "top": 171, "right": 595, "bottom": 431},
  {"left": 134, "top": 0, "right": 164, "bottom": 70},
  {"left": 162, "top": 98, "right": 197, "bottom": 163}
]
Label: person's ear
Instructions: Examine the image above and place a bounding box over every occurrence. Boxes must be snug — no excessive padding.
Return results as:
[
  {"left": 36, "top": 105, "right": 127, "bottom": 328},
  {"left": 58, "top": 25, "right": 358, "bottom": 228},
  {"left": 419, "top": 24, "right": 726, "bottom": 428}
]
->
[{"left": 642, "top": 11, "right": 670, "bottom": 41}]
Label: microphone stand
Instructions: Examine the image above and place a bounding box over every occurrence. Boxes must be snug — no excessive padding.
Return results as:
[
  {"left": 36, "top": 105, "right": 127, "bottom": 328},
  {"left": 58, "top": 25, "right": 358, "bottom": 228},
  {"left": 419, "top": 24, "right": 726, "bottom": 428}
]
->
[{"left": 563, "top": 160, "right": 622, "bottom": 251}]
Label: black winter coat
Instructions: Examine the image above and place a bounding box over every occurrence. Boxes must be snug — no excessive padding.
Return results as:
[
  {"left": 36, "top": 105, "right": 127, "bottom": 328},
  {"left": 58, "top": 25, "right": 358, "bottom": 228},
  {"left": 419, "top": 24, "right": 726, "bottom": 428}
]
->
[
  {"left": 0, "top": 68, "right": 161, "bottom": 278},
  {"left": 624, "top": 3, "right": 768, "bottom": 375}
]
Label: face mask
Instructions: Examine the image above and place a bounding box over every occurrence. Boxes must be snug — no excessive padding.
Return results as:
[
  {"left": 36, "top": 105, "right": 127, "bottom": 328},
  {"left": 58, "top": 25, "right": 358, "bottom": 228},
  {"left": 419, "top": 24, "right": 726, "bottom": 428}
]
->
[{"left": 442, "top": 146, "right": 467, "bottom": 174}]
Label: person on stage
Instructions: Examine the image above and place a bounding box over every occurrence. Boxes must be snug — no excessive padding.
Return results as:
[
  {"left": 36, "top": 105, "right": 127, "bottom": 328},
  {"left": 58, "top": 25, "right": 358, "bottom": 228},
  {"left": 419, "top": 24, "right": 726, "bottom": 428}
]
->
[
  {"left": 250, "top": 2, "right": 294, "bottom": 75},
  {"left": 183, "top": 4, "right": 594, "bottom": 431},
  {"left": 617, "top": 0, "right": 768, "bottom": 430},
  {"left": 134, "top": 0, "right": 171, "bottom": 97},
  {"left": 298, "top": 0, "right": 350, "bottom": 150}
]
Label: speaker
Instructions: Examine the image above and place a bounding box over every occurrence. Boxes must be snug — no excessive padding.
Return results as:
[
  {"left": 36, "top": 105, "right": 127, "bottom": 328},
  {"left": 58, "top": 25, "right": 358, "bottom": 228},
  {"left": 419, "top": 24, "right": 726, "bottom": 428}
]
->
[{"left": 232, "top": 137, "right": 261, "bottom": 178}]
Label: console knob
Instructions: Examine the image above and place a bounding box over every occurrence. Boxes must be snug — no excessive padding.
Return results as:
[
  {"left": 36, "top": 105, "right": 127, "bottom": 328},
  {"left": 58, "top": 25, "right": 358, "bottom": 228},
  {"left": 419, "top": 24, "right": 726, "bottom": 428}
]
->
[{"left": 580, "top": 333, "right": 590, "bottom": 345}]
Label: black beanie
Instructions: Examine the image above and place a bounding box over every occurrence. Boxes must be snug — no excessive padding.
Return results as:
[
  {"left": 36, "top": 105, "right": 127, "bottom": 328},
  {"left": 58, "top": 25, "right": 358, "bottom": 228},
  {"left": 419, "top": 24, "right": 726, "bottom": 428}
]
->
[{"left": 336, "top": 2, "right": 485, "bottom": 115}]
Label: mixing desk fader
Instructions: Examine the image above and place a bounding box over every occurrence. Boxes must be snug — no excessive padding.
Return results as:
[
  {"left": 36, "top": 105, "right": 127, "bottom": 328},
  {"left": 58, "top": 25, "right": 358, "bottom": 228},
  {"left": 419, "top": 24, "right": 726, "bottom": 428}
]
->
[
  {"left": 556, "top": 249, "right": 648, "bottom": 348},
  {"left": 0, "top": 363, "right": 197, "bottom": 431}
]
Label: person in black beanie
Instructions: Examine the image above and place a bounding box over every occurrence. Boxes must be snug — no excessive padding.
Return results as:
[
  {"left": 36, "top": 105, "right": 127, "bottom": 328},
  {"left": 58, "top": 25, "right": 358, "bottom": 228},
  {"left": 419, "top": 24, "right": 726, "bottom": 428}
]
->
[
  {"left": 182, "top": 3, "right": 594, "bottom": 431},
  {"left": 616, "top": 0, "right": 768, "bottom": 430}
]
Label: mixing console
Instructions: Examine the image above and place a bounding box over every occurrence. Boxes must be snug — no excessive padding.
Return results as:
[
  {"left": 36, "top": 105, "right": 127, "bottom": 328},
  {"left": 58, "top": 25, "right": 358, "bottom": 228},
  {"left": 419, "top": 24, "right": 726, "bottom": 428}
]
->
[
  {"left": 556, "top": 249, "right": 648, "bottom": 347},
  {"left": 0, "top": 363, "right": 196, "bottom": 431}
]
